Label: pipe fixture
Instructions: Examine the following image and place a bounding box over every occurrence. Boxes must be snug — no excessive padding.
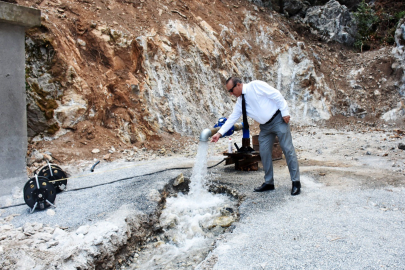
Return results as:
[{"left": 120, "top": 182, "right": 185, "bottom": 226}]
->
[{"left": 199, "top": 123, "right": 243, "bottom": 142}]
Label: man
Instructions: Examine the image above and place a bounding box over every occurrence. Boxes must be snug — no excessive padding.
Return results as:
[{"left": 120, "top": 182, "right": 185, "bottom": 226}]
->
[{"left": 211, "top": 77, "right": 301, "bottom": 195}]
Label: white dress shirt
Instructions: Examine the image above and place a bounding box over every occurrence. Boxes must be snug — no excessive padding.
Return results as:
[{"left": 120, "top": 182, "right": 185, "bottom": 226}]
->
[{"left": 218, "top": 80, "right": 290, "bottom": 136}]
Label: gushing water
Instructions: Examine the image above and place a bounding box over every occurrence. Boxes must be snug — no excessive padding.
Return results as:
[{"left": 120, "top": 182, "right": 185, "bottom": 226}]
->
[{"left": 127, "top": 142, "right": 236, "bottom": 269}]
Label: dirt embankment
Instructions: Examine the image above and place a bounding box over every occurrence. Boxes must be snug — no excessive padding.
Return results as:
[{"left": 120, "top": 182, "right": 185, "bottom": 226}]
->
[{"left": 9, "top": 0, "right": 405, "bottom": 173}]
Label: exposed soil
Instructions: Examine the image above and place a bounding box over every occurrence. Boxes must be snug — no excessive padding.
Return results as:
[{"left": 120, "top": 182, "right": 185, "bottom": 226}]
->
[{"left": 8, "top": 0, "right": 405, "bottom": 175}]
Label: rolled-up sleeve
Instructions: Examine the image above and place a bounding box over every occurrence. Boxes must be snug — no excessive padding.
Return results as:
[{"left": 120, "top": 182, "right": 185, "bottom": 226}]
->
[{"left": 218, "top": 98, "right": 242, "bottom": 136}]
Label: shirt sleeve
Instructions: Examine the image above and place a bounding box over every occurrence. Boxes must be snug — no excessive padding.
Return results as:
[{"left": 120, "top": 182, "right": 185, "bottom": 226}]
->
[
  {"left": 256, "top": 82, "right": 290, "bottom": 117},
  {"left": 217, "top": 97, "right": 242, "bottom": 136}
]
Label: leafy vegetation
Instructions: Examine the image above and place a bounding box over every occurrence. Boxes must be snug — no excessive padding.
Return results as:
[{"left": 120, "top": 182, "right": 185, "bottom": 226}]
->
[
  {"left": 353, "top": 0, "right": 379, "bottom": 51},
  {"left": 353, "top": 0, "right": 405, "bottom": 52}
]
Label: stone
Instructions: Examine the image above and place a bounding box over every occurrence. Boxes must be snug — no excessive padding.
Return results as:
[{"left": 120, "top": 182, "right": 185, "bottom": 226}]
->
[
  {"left": 1, "top": 224, "right": 13, "bottom": 231},
  {"left": 220, "top": 207, "right": 234, "bottom": 216},
  {"left": 158, "top": 148, "right": 166, "bottom": 156},
  {"left": 47, "top": 209, "right": 55, "bottom": 216},
  {"left": 28, "top": 149, "right": 44, "bottom": 165},
  {"left": 42, "top": 153, "right": 53, "bottom": 162},
  {"left": 77, "top": 38, "right": 86, "bottom": 47},
  {"left": 55, "top": 101, "right": 87, "bottom": 129},
  {"left": 92, "top": 149, "right": 100, "bottom": 154},
  {"left": 212, "top": 216, "right": 235, "bottom": 228},
  {"left": 46, "top": 240, "right": 59, "bottom": 248},
  {"left": 23, "top": 223, "right": 38, "bottom": 236},
  {"left": 52, "top": 227, "right": 68, "bottom": 239},
  {"left": 32, "top": 222, "right": 43, "bottom": 231},
  {"left": 26, "top": 98, "right": 50, "bottom": 137},
  {"left": 173, "top": 173, "right": 184, "bottom": 186},
  {"left": 103, "top": 153, "right": 111, "bottom": 160},
  {"left": 148, "top": 189, "right": 161, "bottom": 202},
  {"left": 392, "top": 19, "right": 405, "bottom": 97},
  {"left": 76, "top": 225, "right": 90, "bottom": 235},
  {"left": 303, "top": 0, "right": 357, "bottom": 45},
  {"left": 399, "top": 143, "right": 405, "bottom": 150}
]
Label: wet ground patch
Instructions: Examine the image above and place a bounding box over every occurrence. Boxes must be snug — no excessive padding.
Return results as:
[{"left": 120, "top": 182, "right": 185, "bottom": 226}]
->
[{"left": 111, "top": 172, "right": 244, "bottom": 270}]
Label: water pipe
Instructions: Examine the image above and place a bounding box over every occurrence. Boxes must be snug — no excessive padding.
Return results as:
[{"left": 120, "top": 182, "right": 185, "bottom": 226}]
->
[{"left": 199, "top": 123, "right": 243, "bottom": 142}]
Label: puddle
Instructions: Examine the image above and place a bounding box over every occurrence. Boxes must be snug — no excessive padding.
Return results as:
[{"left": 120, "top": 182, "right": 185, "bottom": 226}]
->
[{"left": 124, "top": 142, "right": 239, "bottom": 269}]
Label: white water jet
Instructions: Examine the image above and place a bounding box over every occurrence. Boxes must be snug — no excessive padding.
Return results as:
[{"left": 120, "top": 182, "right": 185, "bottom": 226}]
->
[{"left": 128, "top": 142, "right": 236, "bottom": 270}]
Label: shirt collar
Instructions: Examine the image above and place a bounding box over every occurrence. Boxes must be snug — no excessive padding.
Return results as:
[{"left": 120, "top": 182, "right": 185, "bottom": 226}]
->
[{"left": 242, "top": 83, "right": 247, "bottom": 95}]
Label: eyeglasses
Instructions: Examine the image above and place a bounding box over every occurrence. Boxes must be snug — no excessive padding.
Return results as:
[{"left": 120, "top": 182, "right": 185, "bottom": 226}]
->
[{"left": 228, "top": 84, "right": 237, "bottom": 93}]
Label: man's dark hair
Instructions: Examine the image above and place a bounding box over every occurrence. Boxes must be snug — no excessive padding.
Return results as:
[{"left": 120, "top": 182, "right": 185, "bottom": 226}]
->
[{"left": 226, "top": 77, "right": 242, "bottom": 86}]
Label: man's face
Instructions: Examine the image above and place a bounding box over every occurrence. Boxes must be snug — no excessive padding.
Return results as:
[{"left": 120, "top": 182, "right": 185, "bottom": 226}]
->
[{"left": 226, "top": 81, "right": 242, "bottom": 97}]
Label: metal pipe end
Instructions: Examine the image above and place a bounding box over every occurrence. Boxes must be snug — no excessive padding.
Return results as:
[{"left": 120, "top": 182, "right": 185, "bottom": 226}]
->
[{"left": 199, "top": 128, "right": 212, "bottom": 142}]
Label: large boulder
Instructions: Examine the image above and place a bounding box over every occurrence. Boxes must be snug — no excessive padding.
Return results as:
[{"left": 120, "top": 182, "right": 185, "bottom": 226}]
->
[
  {"left": 262, "top": 0, "right": 362, "bottom": 14},
  {"left": 382, "top": 18, "right": 405, "bottom": 121},
  {"left": 309, "top": 0, "right": 361, "bottom": 11},
  {"left": 395, "top": 18, "right": 405, "bottom": 48},
  {"left": 392, "top": 18, "right": 405, "bottom": 97},
  {"left": 303, "top": 0, "right": 357, "bottom": 45}
]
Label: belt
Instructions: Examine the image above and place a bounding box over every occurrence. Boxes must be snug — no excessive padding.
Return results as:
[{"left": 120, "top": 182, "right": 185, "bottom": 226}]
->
[{"left": 265, "top": 110, "right": 281, "bottom": 124}]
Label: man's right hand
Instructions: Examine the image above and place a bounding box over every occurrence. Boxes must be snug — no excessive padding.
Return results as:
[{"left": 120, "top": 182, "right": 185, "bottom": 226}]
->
[{"left": 211, "top": 132, "right": 221, "bottom": 142}]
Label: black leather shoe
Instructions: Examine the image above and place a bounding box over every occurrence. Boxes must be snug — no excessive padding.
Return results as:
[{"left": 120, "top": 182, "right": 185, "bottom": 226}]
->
[
  {"left": 254, "top": 183, "right": 275, "bottom": 192},
  {"left": 291, "top": 181, "right": 301, "bottom": 196}
]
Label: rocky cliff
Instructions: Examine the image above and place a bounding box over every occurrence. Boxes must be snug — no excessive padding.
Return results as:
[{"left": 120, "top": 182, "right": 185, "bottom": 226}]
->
[{"left": 8, "top": 0, "right": 404, "bottom": 166}]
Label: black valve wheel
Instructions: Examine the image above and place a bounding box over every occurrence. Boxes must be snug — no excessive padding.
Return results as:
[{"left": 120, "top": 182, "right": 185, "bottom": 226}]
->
[
  {"left": 23, "top": 176, "right": 57, "bottom": 212},
  {"left": 38, "top": 164, "right": 67, "bottom": 192}
]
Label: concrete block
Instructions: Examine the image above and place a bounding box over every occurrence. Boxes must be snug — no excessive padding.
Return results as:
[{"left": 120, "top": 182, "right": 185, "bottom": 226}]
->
[
  {"left": 0, "top": 1, "right": 41, "bottom": 28},
  {"left": 0, "top": 22, "right": 28, "bottom": 197},
  {"left": 0, "top": 3, "right": 40, "bottom": 197}
]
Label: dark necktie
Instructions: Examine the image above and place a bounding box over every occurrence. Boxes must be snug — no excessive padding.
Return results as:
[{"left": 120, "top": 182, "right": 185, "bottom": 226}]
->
[{"left": 242, "top": 94, "right": 249, "bottom": 130}]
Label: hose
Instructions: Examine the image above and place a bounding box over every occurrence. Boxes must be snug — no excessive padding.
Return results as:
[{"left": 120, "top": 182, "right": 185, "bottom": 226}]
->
[
  {"left": 90, "top": 161, "right": 100, "bottom": 172},
  {"left": 0, "top": 159, "right": 226, "bottom": 210}
]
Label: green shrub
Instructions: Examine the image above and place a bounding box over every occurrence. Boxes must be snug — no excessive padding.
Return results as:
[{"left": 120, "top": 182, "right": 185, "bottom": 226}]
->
[
  {"left": 353, "top": 0, "right": 379, "bottom": 51},
  {"left": 395, "top": 11, "right": 405, "bottom": 21}
]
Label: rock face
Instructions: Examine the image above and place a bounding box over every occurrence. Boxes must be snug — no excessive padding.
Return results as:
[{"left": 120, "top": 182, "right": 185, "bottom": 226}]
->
[
  {"left": 393, "top": 18, "right": 405, "bottom": 97},
  {"left": 386, "top": 18, "right": 405, "bottom": 121},
  {"left": 25, "top": 34, "right": 63, "bottom": 137},
  {"left": 263, "top": 0, "right": 362, "bottom": 16},
  {"left": 19, "top": 0, "right": 403, "bottom": 152},
  {"left": 24, "top": 2, "right": 338, "bottom": 145},
  {"left": 304, "top": 0, "right": 357, "bottom": 45}
]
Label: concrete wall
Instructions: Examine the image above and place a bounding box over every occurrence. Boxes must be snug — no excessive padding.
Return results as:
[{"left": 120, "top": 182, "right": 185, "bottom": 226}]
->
[
  {"left": 0, "top": 22, "right": 28, "bottom": 197},
  {"left": 0, "top": 2, "right": 40, "bottom": 198}
]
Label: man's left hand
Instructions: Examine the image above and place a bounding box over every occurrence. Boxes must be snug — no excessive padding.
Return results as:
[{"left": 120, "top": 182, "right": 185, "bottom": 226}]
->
[{"left": 283, "top": 115, "right": 290, "bottom": 124}]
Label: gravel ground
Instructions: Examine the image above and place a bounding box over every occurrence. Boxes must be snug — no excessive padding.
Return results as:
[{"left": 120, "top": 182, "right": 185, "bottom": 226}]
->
[
  {"left": 200, "top": 174, "right": 405, "bottom": 269},
  {"left": 1, "top": 126, "right": 404, "bottom": 269},
  {"left": 0, "top": 156, "right": 200, "bottom": 229},
  {"left": 197, "top": 126, "right": 405, "bottom": 270}
]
